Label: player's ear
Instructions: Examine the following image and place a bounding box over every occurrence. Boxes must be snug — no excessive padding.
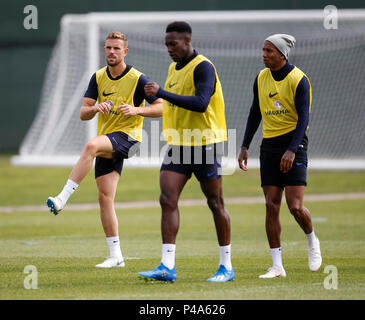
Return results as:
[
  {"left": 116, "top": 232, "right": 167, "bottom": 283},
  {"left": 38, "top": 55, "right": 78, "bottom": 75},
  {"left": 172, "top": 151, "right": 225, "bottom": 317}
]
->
[
  {"left": 184, "top": 34, "right": 191, "bottom": 45},
  {"left": 124, "top": 47, "right": 129, "bottom": 56}
]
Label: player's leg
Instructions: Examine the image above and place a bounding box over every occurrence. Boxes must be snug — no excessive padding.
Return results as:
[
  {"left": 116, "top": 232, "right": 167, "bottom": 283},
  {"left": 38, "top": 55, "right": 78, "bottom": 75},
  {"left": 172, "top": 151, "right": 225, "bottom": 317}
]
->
[
  {"left": 191, "top": 144, "right": 234, "bottom": 282},
  {"left": 285, "top": 186, "right": 322, "bottom": 271},
  {"left": 285, "top": 186, "right": 312, "bottom": 233},
  {"left": 160, "top": 170, "right": 188, "bottom": 270},
  {"left": 160, "top": 170, "right": 189, "bottom": 244},
  {"left": 263, "top": 185, "right": 283, "bottom": 249},
  {"left": 258, "top": 185, "right": 286, "bottom": 278},
  {"left": 47, "top": 135, "right": 113, "bottom": 214},
  {"left": 138, "top": 145, "right": 190, "bottom": 282},
  {"left": 199, "top": 177, "right": 235, "bottom": 282},
  {"left": 138, "top": 170, "right": 188, "bottom": 282},
  {"left": 200, "top": 178, "right": 230, "bottom": 246},
  {"left": 284, "top": 144, "right": 322, "bottom": 272},
  {"left": 95, "top": 132, "right": 138, "bottom": 268},
  {"left": 69, "top": 135, "right": 113, "bottom": 184},
  {"left": 95, "top": 168, "right": 125, "bottom": 268},
  {"left": 257, "top": 149, "right": 286, "bottom": 278}
]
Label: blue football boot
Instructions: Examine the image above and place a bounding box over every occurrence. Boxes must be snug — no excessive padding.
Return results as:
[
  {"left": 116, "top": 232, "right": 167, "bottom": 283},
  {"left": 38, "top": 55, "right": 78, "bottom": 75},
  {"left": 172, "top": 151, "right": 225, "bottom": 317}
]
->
[
  {"left": 46, "top": 196, "right": 63, "bottom": 215},
  {"left": 206, "top": 265, "right": 235, "bottom": 282},
  {"left": 138, "top": 263, "right": 177, "bottom": 283}
]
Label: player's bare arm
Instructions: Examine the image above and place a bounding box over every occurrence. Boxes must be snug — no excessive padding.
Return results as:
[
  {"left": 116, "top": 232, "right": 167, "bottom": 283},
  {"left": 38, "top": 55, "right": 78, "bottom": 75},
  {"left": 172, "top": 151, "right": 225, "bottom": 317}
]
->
[
  {"left": 80, "top": 97, "right": 111, "bottom": 120},
  {"left": 117, "top": 98, "right": 163, "bottom": 117},
  {"left": 238, "top": 147, "right": 248, "bottom": 172},
  {"left": 144, "top": 82, "right": 160, "bottom": 96}
]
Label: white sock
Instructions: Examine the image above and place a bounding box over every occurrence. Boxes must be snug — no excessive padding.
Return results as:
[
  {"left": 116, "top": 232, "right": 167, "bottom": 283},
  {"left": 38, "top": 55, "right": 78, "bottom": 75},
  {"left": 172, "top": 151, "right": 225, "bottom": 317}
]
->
[
  {"left": 306, "top": 230, "right": 317, "bottom": 248},
  {"left": 219, "top": 244, "right": 232, "bottom": 271},
  {"left": 270, "top": 247, "right": 283, "bottom": 268},
  {"left": 106, "top": 236, "right": 123, "bottom": 259},
  {"left": 161, "top": 244, "right": 176, "bottom": 270},
  {"left": 57, "top": 179, "right": 78, "bottom": 205}
]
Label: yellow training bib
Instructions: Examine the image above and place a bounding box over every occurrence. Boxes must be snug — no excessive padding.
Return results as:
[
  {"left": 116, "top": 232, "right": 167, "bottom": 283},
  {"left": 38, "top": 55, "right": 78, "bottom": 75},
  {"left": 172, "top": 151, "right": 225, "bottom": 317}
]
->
[
  {"left": 257, "top": 66, "right": 312, "bottom": 138},
  {"left": 96, "top": 66, "right": 145, "bottom": 141},
  {"left": 162, "top": 54, "right": 227, "bottom": 146}
]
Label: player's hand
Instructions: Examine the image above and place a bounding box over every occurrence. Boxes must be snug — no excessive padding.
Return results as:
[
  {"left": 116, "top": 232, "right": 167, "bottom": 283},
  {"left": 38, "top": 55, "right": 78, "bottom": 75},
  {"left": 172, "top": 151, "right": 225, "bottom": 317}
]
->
[
  {"left": 238, "top": 147, "right": 249, "bottom": 171},
  {"left": 280, "top": 150, "right": 295, "bottom": 173},
  {"left": 144, "top": 82, "right": 160, "bottom": 96},
  {"left": 96, "top": 102, "right": 112, "bottom": 114},
  {"left": 117, "top": 103, "right": 139, "bottom": 116}
]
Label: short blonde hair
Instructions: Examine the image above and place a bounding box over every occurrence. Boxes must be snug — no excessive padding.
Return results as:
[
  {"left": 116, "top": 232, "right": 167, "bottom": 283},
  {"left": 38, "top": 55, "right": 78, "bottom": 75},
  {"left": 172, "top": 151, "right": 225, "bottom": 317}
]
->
[{"left": 106, "top": 31, "right": 128, "bottom": 47}]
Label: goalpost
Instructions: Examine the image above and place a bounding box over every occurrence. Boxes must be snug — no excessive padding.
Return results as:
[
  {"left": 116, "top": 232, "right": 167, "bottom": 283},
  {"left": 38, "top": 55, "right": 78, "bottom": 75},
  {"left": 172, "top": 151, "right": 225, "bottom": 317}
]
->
[{"left": 11, "top": 10, "right": 365, "bottom": 170}]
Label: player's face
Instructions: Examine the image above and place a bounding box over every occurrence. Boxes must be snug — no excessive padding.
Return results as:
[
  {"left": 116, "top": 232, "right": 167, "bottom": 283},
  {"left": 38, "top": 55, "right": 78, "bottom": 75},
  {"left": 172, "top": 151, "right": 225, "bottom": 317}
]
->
[
  {"left": 262, "top": 40, "right": 285, "bottom": 70},
  {"left": 165, "top": 32, "right": 191, "bottom": 62},
  {"left": 104, "top": 38, "right": 128, "bottom": 67}
]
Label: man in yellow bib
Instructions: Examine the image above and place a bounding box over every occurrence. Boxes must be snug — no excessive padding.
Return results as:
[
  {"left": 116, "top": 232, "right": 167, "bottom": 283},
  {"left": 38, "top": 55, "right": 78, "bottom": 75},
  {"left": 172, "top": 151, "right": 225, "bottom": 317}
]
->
[
  {"left": 47, "top": 32, "right": 163, "bottom": 268},
  {"left": 238, "top": 34, "right": 322, "bottom": 278},
  {"left": 139, "top": 21, "right": 234, "bottom": 282}
]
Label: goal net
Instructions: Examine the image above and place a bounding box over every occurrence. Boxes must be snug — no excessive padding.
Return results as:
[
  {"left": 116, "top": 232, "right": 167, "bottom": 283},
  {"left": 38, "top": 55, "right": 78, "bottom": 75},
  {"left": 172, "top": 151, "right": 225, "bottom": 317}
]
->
[{"left": 11, "top": 10, "right": 365, "bottom": 170}]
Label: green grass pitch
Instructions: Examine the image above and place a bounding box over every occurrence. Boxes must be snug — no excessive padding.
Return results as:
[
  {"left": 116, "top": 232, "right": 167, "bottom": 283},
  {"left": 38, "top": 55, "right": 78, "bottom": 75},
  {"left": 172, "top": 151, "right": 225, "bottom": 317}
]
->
[{"left": 0, "top": 155, "right": 364, "bottom": 300}]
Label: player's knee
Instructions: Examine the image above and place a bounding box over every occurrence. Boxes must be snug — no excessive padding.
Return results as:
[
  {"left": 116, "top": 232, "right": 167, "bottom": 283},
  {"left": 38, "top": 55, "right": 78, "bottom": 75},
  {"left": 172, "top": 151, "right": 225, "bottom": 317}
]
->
[
  {"left": 207, "top": 195, "right": 223, "bottom": 213},
  {"left": 288, "top": 205, "right": 302, "bottom": 217},
  {"left": 265, "top": 200, "right": 281, "bottom": 215},
  {"left": 159, "top": 193, "right": 178, "bottom": 211},
  {"left": 98, "top": 189, "right": 113, "bottom": 204},
  {"left": 84, "top": 140, "right": 98, "bottom": 156}
]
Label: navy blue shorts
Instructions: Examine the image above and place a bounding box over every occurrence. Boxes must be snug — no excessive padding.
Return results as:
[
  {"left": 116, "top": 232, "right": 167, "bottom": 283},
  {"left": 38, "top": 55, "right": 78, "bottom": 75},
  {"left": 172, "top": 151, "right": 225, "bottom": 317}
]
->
[
  {"left": 94, "top": 131, "right": 139, "bottom": 179},
  {"left": 259, "top": 147, "right": 308, "bottom": 189},
  {"left": 160, "top": 143, "right": 223, "bottom": 182}
]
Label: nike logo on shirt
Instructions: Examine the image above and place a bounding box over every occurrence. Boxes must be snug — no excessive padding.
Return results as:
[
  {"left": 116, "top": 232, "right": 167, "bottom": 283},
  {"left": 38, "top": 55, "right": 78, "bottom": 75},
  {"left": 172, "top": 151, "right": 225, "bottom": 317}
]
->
[
  {"left": 269, "top": 92, "right": 278, "bottom": 98},
  {"left": 102, "top": 90, "right": 117, "bottom": 97}
]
